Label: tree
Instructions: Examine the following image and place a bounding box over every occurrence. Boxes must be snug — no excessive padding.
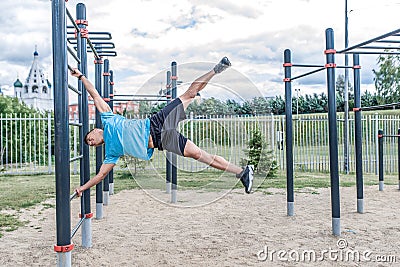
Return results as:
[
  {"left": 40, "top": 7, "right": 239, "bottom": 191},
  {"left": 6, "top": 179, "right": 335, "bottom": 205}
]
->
[
  {"left": 373, "top": 53, "right": 400, "bottom": 104},
  {"left": 240, "top": 128, "right": 277, "bottom": 177},
  {"left": 361, "top": 90, "right": 378, "bottom": 107}
]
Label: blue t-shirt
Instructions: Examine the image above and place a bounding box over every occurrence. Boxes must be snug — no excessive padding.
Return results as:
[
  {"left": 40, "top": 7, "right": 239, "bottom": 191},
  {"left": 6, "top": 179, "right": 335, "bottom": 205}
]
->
[{"left": 100, "top": 112, "right": 154, "bottom": 164}]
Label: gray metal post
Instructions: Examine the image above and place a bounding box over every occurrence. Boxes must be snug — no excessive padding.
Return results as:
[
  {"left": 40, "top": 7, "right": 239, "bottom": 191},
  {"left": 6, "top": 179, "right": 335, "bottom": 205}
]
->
[
  {"left": 95, "top": 57, "right": 104, "bottom": 219},
  {"left": 375, "top": 113, "right": 379, "bottom": 175},
  {"left": 398, "top": 128, "right": 400, "bottom": 190},
  {"left": 102, "top": 59, "right": 110, "bottom": 206},
  {"left": 190, "top": 111, "right": 194, "bottom": 173},
  {"left": 343, "top": 0, "right": 350, "bottom": 174},
  {"left": 325, "top": 28, "right": 341, "bottom": 236},
  {"left": 171, "top": 62, "right": 178, "bottom": 203},
  {"left": 378, "top": 129, "right": 384, "bottom": 191},
  {"left": 353, "top": 53, "right": 364, "bottom": 213},
  {"left": 165, "top": 70, "right": 172, "bottom": 194},
  {"left": 76, "top": 3, "right": 92, "bottom": 248},
  {"left": 52, "top": 0, "right": 73, "bottom": 265},
  {"left": 73, "top": 112, "right": 77, "bottom": 175},
  {"left": 109, "top": 70, "right": 114, "bottom": 195},
  {"left": 284, "top": 49, "right": 294, "bottom": 216}
]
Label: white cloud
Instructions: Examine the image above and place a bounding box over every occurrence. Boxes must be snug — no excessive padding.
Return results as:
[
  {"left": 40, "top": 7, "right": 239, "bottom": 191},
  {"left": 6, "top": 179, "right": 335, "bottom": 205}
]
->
[{"left": 0, "top": 0, "right": 399, "bottom": 99}]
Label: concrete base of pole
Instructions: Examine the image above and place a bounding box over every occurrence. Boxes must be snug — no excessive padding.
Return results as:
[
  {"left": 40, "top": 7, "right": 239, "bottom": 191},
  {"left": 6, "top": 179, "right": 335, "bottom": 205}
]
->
[
  {"left": 379, "top": 181, "right": 384, "bottom": 191},
  {"left": 103, "top": 191, "right": 109, "bottom": 206},
  {"left": 287, "top": 202, "right": 294, "bottom": 216},
  {"left": 109, "top": 183, "right": 114, "bottom": 195},
  {"left": 357, "top": 199, "right": 364, "bottom": 214},
  {"left": 332, "top": 218, "right": 341, "bottom": 236},
  {"left": 171, "top": 189, "right": 177, "bottom": 203},
  {"left": 96, "top": 203, "right": 103, "bottom": 219},
  {"left": 81, "top": 218, "right": 92, "bottom": 248},
  {"left": 57, "top": 251, "right": 71, "bottom": 267},
  {"left": 166, "top": 182, "right": 171, "bottom": 194}
]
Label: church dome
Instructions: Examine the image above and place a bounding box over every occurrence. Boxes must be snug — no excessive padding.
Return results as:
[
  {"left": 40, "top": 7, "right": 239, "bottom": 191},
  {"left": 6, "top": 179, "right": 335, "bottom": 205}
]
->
[{"left": 14, "top": 78, "right": 23, "bottom": 88}]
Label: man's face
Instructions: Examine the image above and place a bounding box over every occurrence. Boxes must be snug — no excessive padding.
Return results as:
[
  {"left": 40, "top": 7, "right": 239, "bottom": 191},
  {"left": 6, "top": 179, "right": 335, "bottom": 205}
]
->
[{"left": 86, "top": 129, "right": 104, "bottom": 147}]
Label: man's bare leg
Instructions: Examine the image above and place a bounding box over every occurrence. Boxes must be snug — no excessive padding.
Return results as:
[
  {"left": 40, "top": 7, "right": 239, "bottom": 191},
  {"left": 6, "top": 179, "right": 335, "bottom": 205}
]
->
[
  {"left": 183, "top": 140, "right": 243, "bottom": 174},
  {"left": 177, "top": 57, "right": 254, "bottom": 193},
  {"left": 179, "top": 57, "right": 231, "bottom": 110}
]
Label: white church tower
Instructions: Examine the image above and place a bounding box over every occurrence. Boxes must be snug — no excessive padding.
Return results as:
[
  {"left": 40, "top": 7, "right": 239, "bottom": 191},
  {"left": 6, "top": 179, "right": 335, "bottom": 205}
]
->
[{"left": 14, "top": 47, "right": 53, "bottom": 111}]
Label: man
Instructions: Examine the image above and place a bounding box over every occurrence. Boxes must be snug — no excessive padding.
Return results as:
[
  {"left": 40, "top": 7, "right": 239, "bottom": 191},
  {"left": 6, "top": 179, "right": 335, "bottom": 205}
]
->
[{"left": 71, "top": 57, "right": 254, "bottom": 196}]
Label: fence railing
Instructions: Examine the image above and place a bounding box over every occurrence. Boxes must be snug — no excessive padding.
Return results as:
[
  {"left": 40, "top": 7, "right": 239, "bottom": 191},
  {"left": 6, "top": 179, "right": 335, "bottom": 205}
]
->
[{"left": 1, "top": 112, "right": 399, "bottom": 175}]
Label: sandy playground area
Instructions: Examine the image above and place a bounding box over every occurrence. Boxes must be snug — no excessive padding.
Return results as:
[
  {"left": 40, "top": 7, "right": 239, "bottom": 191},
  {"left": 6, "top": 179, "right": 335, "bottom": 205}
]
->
[{"left": 0, "top": 185, "right": 399, "bottom": 266}]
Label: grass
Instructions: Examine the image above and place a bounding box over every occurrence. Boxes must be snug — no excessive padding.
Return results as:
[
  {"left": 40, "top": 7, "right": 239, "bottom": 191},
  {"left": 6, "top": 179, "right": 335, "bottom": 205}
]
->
[{"left": 0, "top": 169, "right": 398, "bottom": 237}]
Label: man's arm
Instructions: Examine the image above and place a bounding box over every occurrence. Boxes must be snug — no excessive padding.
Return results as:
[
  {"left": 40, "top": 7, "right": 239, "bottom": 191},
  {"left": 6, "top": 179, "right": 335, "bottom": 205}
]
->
[
  {"left": 70, "top": 68, "right": 111, "bottom": 113},
  {"left": 75, "top": 163, "right": 115, "bottom": 196}
]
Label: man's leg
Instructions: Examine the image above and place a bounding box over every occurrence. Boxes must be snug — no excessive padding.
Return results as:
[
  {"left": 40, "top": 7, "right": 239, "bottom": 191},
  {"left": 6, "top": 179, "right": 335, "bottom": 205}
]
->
[
  {"left": 179, "top": 57, "right": 231, "bottom": 110},
  {"left": 183, "top": 140, "right": 254, "bottom": 194},
  {"left": 183, "top": 140, "right": 243, "bottom": 175}
]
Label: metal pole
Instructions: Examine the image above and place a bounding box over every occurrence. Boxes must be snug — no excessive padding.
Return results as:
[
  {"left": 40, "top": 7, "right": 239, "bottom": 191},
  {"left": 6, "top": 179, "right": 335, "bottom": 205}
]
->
[
  {"left": 171, "top": 62, "right": 178, "bottom": 203},
  {"left": 95, "top": 56, "right": 104, "bottom": 219},
  {"left": 353, "top": 53, "right": 364, "bottom": 213},
  {"left": 398, "top": 128, "right": 400, "bottom": 190},
  {"left": 52, "top": 0, "right": 73, "bottom": 265},
  {"left": 375, "top": 113, "right": 379, "bottom": 175},
  {"left": 325, "top": 28, "right": 341, "bottom": 236},
  {"left": 73, "top": 112, "right": 77, "bottom": 175},
  {"left": 378, "top": 129, "right": 384, "bottom": 191},
  {"left": 109, "top": 70, "right": 114, "bottom": 195},
  {"left": 344, "top": 0, "right": 350, "bottom": 174},
  {"left": 76, "top": 2, "right": 92, "bottom": 248},
  {"left": 165, "top": 70, "right": 172, "bottom": 194},
  {"left": 284, "top": 49, "right": 294, "bottom": 216},
  {"left": 102, "top": 59, "right": 110, "bottom": 206}
]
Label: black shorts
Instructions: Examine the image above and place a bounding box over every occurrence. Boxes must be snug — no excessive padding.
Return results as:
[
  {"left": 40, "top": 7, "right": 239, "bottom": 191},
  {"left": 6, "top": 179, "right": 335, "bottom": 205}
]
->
[{"left": 149, "top": 98, "right": 188, "bottom": 156}]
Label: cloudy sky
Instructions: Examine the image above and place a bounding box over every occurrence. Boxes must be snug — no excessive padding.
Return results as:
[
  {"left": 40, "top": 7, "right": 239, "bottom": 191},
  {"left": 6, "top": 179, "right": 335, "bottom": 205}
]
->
[{"left": 1, "top": 0, "right": 400, "bottom": 101}]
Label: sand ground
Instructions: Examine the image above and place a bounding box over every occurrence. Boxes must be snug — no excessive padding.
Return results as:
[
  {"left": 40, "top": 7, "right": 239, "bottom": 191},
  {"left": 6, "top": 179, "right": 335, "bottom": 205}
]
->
[{"left": 0, "top": 185, "right": 399, "bottom": 266}]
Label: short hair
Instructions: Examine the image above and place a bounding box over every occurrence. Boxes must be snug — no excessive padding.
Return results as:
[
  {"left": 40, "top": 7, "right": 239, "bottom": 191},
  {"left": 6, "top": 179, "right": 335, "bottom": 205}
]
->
[{"left": 84, "top": 128, "right": 96, "bottom": 145}]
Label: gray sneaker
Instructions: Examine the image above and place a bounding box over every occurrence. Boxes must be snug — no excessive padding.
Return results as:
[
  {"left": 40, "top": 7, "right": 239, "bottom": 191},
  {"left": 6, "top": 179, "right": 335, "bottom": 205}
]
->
[
  {"left": 213, "top": 57, "right": 231, "bottom": 74},
  {"left": 237, "top": 165, "right": 254, "bottom": 194}
]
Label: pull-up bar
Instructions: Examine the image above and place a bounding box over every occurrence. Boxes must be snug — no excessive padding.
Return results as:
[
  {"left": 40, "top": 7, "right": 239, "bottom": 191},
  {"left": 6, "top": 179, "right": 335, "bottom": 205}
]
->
[
  {"left": 337, "top": 27, "right": 400, "bottom": 54},
  {"left": 354, "top": 102, "right": 400, "bottom": 112}
]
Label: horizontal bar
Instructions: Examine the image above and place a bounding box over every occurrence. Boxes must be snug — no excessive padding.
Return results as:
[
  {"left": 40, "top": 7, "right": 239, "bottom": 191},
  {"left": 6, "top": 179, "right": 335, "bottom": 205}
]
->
[
  {"left": 113, "top": 94, "right": 170, "bottom": 97},
  {"left": 65, "top": 8, "right": 79, "bottom": 31},
  {"left": 342, "top": 51, "right": 400, "bottom": 55},
  {"left": 292, "top": 64, "right": 325, "bottom": 68},
  {"left": 69, "top": 122, "right": 83, "bottom": 127},
  {"left": 67, "top": 46, "right": 81, "bottom": 64},
  {"left": 68, "top": 42, "right": 116, "bottom": 49},
  {"left": 67, "top": 38, "right": 116, "bottom": 48},
  {"left": 89, "top": 32, "right": 112, "bottom": 40},
  {"left": 376, "top": 40, "right": 400, "bottom": 44},
  {"left": 359, "top": 46, "right": 400, "bottom": 50},
  {"left": 360, "top": 102, "right": 400, "bottom": 111},
  {"left": 68, "top": 84, "right": 82, "bottom": 95},
  {"left": 110, "top": 99, "right": 170, "bottom": 102},
  {"left": 291, "top": 67, "right": 325, "bottom": 81},
  {"left": 71, "top": 217, "right": 85, "bottom": 239},
  {"left": 70, "top": 155, "right": 83, "bottom": 163},
  {"left": 66, "top": 31, "right": 112, "bottom": 40},
  {"left": 337, "top": 27, "right": 400, "bottom": 54},
  {"left": 382, "top": 135, "right": 400, "bottom": 138},
  {"left": 98, "top": 51, "right": 118, "bottom": 57}
]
